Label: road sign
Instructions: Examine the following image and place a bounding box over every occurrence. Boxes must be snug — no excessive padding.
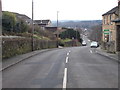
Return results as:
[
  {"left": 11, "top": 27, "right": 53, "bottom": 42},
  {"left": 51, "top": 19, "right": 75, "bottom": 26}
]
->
[
  {"left": 104, "top": 32, "right": 109, "bottom": 34},
  {"left": 103, "top": 29, "right": 109, "bottom": 31}
]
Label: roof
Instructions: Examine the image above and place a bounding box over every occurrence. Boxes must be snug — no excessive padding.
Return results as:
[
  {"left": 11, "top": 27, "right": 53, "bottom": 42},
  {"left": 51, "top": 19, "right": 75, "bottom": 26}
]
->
[
  {"left": 102, "top": 6, "right": 118, "bottom": 16},
  {"left": 34, "top": 20, "right": 51, "bottom": 25},
  {"left": 112, "top": 19, "right": 120, "bottom": 22},
  {"left": 12, "top": 12, "right": 31, "bottom": 20},
  {"left": 2, "top": 11, "right": 31, "bottom": 20}
]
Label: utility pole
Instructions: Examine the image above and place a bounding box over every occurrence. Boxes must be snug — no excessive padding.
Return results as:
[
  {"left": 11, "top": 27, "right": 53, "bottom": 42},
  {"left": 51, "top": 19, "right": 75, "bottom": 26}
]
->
[
  {"left": 57, "top": 11, "right": 59, "bottom": 27},
  {"left": 118, "top": 0, "right": 120, "bottom": 19},
  {"left": 75, "top": 26, "right": 78, "bottom": 46},
  {"left": 56, "top": 11, "right": 59, "bottom": 47},
  {"left": 32, "top": 0, "right": 34, "bottom": 51}
]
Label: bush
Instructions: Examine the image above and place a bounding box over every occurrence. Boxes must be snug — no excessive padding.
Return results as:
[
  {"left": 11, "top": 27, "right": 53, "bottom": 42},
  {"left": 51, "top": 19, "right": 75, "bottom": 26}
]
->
[{"left": 2, "top": 38, "right": 57, "bottom": 59}]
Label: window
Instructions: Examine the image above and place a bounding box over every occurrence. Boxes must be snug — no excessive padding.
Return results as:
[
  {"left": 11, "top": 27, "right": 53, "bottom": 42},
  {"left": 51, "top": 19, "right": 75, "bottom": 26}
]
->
[
  {"left": 104, "top": 17, "right": 106, "bottom": 25},
  {"left": 110, "top": 15, "right": 113, "bottom": 25}
]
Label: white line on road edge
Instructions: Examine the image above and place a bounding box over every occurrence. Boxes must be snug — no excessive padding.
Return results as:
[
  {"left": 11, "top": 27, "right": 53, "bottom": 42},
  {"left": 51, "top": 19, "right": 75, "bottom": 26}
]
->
[
  {"left": 63, "top": 68, "right": 67, "bottom": 89},
  {"left": 66, "top": 57, "right": 69, "bottom": 63}
]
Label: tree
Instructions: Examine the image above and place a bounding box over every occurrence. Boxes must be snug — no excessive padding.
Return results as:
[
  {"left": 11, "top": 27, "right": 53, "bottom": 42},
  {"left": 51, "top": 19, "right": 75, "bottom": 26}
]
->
[
  {"left": 88, "top": 24, "right": 102, "bottom": 43},
  {"left": 2, "top": 11, "right": 17, "bottom": 32},
  {"left": 59, "top": 29, "right": 82, "bottom": 42}
]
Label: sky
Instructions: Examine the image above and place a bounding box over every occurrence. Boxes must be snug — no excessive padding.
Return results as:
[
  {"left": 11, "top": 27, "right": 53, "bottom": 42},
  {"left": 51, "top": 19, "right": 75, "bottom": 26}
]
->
[{"left": 2, "top": 0, "right": 118, "bottom": 21}]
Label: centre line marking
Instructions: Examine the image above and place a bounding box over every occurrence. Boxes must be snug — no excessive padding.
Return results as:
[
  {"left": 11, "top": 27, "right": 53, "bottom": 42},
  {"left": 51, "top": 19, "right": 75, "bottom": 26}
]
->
[
  {"left": 63, "top": 68, "right": 67, "bottom": 89},
  {"left": 67, "top": 53, "right": 69, "bottom": 56},
  {"left": 66, "top": 57, "right": 69, "bottom": 63}
]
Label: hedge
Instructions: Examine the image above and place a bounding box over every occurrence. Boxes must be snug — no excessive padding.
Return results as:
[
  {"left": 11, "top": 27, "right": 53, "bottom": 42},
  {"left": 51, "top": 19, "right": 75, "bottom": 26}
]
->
[{"left": 2, "top": 38, "right": 57, "bottom": 59}]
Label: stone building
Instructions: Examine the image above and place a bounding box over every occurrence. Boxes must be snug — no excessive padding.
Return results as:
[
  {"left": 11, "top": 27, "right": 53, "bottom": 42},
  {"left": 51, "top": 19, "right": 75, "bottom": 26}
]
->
[
  {"left": 34, "top": 20, "right": 52, "bottom": 30},
  {"left": 102, "top": 1, "right": 120, "bottom": 53}
]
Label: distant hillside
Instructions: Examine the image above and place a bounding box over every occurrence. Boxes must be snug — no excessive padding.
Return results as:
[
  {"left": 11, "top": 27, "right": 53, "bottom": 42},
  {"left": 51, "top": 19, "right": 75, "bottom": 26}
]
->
[{"left": 52, "top": 20, "right": 102, "bottom": 29}]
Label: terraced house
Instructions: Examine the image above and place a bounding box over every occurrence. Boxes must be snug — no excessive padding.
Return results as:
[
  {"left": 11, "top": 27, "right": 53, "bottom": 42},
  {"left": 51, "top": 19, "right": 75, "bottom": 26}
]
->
[{"left": 102, "top": 0, "right": 120, "bottom": 53}]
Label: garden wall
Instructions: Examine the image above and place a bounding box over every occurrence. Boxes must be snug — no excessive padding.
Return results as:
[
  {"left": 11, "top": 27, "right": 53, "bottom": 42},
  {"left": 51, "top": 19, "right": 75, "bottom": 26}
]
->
[{"left": 2, "top": 38, "right": 57, "bottom": 59}]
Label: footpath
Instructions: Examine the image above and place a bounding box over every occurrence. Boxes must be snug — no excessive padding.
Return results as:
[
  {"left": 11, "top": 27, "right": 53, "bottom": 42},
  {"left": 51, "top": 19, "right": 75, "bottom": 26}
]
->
[
  {"left": 96, "top": 47, "right": 119, "bottom": 63},
  {"left": 1, "top": 48, "right": 58, "bottom": 71}
]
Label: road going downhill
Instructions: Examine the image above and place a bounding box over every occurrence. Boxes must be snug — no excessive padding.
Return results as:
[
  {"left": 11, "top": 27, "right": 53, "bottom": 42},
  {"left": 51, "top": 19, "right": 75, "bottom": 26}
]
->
[{"left": 3, "top": 45, "right": 118, "bottom": 88}]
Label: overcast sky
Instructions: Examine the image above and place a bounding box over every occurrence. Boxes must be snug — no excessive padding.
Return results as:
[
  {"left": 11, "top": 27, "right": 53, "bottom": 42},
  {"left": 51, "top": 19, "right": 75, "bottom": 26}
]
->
[{"left": 2, "top": 0, "right": 118, "bottom": 21}]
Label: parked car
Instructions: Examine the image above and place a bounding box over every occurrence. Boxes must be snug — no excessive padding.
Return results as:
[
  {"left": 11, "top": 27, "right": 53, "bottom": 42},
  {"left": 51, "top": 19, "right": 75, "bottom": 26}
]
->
[
  {"left": 90, "top": 41, "right": 99, "bottom": 48},
  {"left": 82, "top": 41, "right": 87, "bottom": 46}
]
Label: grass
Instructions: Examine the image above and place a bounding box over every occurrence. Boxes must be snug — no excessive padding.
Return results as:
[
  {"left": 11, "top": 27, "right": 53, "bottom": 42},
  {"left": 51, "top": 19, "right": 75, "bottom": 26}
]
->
[{"left": 61, "top": 38, "right": 72, "bottom": 43}]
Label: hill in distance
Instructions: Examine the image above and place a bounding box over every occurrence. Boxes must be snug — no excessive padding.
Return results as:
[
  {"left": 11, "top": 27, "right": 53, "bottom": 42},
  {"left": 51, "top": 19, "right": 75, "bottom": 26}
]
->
[{"left": 52, "top": 20, "right": 102, "bottom": 29}]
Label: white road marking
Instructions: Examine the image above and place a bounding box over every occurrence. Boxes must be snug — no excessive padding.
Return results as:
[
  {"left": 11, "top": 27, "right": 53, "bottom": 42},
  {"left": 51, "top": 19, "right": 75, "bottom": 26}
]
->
[
  {"left": 90, "top": 50, "right": 93, "bottom": 53},
  {"left": 63, "top": 68, "right": 67, "bottom": 89},
  {"left": 67, "top": 53, "right": 69, "bottom": 56},
  {"left": 66, "top": 57, "right": 69, "bottom": 63},
  {"left": 69, "top": 51, "right": 71, "bottom": 53}
]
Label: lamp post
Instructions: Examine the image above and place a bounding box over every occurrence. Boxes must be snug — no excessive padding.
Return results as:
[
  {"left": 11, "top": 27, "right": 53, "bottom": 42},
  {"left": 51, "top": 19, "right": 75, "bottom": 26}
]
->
[{"left": 32, "top": 0, "right": 34, "bottom": 51}]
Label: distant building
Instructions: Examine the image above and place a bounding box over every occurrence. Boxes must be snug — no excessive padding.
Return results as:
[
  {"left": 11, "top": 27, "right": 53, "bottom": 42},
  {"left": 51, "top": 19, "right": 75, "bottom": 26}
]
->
[
  {"left": 102, "top": 1, "right": 120, "bottom": 52},
  {"left": 34, "top": 20, "right": 52, "bottom": 30},
  {"left": 14, "top": 12, "right": 32, "bottom": 25},
  {"left": 2, "top": 11, "right": 32, "bottom": 25}
]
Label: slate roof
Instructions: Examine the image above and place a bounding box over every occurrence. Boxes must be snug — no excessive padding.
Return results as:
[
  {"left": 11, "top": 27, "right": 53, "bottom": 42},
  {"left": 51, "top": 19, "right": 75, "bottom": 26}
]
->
[
  {"left": 102, "top": 6, "right": 118, "bottom": 16},
  {"left": 14, "top": 13, "right": 31, "bottom": 20}
]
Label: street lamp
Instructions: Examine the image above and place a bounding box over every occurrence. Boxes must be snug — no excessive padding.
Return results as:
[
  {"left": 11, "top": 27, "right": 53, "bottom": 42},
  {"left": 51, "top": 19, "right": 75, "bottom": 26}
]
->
[{"left": 32, "top": 0, "right": 34, "bottom": 51}]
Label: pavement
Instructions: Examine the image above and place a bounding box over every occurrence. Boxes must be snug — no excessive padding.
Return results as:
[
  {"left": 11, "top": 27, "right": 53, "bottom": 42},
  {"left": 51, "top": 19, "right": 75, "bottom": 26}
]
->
[
  {"left": 96, "top": 47, "right": 119, "bottom": 62},
  {"left": 2, "top": 46, "right": 118, "bottom": 88}
]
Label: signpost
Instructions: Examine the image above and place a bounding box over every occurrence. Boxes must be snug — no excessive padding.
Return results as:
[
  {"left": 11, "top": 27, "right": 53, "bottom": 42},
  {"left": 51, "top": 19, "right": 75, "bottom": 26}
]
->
[{"left": 103, "top": 29, "right": 111, "bottom": 41}]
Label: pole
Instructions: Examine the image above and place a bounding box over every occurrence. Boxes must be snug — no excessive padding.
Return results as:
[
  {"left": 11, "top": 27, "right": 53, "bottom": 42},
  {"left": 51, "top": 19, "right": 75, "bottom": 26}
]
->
[
  {"left": 57, "top": 11, "right": 59, "bottom": 47},
  {"left": 76, "top": 26, "right": 78, "bottom": 46},
  {"left": 32, "top": 0, "right": 34, "bottom": 51},
  {"left": 57, "top": 11, "right": 59, "bottom": 27}
]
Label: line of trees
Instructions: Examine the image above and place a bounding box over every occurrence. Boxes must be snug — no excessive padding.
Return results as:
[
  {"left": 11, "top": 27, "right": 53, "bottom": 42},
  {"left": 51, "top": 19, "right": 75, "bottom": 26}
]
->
[
  {"left": 88, "top": 24, "right": 102, "bottom": 43},
  {"left": 59, "top": 28, "right": 82, "bottom": 43}
]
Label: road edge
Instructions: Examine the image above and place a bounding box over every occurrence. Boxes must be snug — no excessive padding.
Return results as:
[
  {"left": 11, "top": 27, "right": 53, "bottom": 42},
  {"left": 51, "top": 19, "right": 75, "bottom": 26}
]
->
[{"left": 1, "top": 48, "right": 59, "bottom": 71}]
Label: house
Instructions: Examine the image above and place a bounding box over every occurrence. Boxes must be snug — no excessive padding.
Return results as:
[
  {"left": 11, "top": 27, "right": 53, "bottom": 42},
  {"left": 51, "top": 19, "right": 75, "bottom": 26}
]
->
[
  {"left": 102, "top": 1, "right": 120, "bottom": 52},
  {"left": 14, "top": 12, "right": 32, "bottom": 25},
  {"left": 3, "top": 11, "right": 32, "bottom": 25},
  {"left": 34, "top": 20, "right": 52, "bottom": 30},
  {"left": 113, "top": 0, "right": 120, "bottom": 52}
]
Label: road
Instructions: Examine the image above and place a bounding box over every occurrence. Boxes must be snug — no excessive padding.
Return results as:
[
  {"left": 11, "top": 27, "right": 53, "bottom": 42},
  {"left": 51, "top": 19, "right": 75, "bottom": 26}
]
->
[{"left": 3, "top": 45, "right": 118, "bottom": 88}]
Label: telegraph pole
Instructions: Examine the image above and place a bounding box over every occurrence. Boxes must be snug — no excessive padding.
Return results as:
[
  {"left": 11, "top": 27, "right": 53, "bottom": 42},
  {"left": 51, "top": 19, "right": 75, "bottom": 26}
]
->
[
  {"left": 32, "top": 0, "right": 34, "bottom": 51},
  {"left": 57, "top": 11, "right": 59, "bottom": 27},
  {"left": 57, "top": 11, "right": 59, "bottom": 47}
]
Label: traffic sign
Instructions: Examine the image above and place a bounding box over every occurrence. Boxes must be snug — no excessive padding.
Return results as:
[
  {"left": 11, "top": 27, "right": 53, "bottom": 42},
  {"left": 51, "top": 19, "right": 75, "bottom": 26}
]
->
[
  {"left": 103, "top": 29, "right": 109, "bottom": 31},
  {"left": 104, "top": 32, "right": 109, "bottom": 34}
]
